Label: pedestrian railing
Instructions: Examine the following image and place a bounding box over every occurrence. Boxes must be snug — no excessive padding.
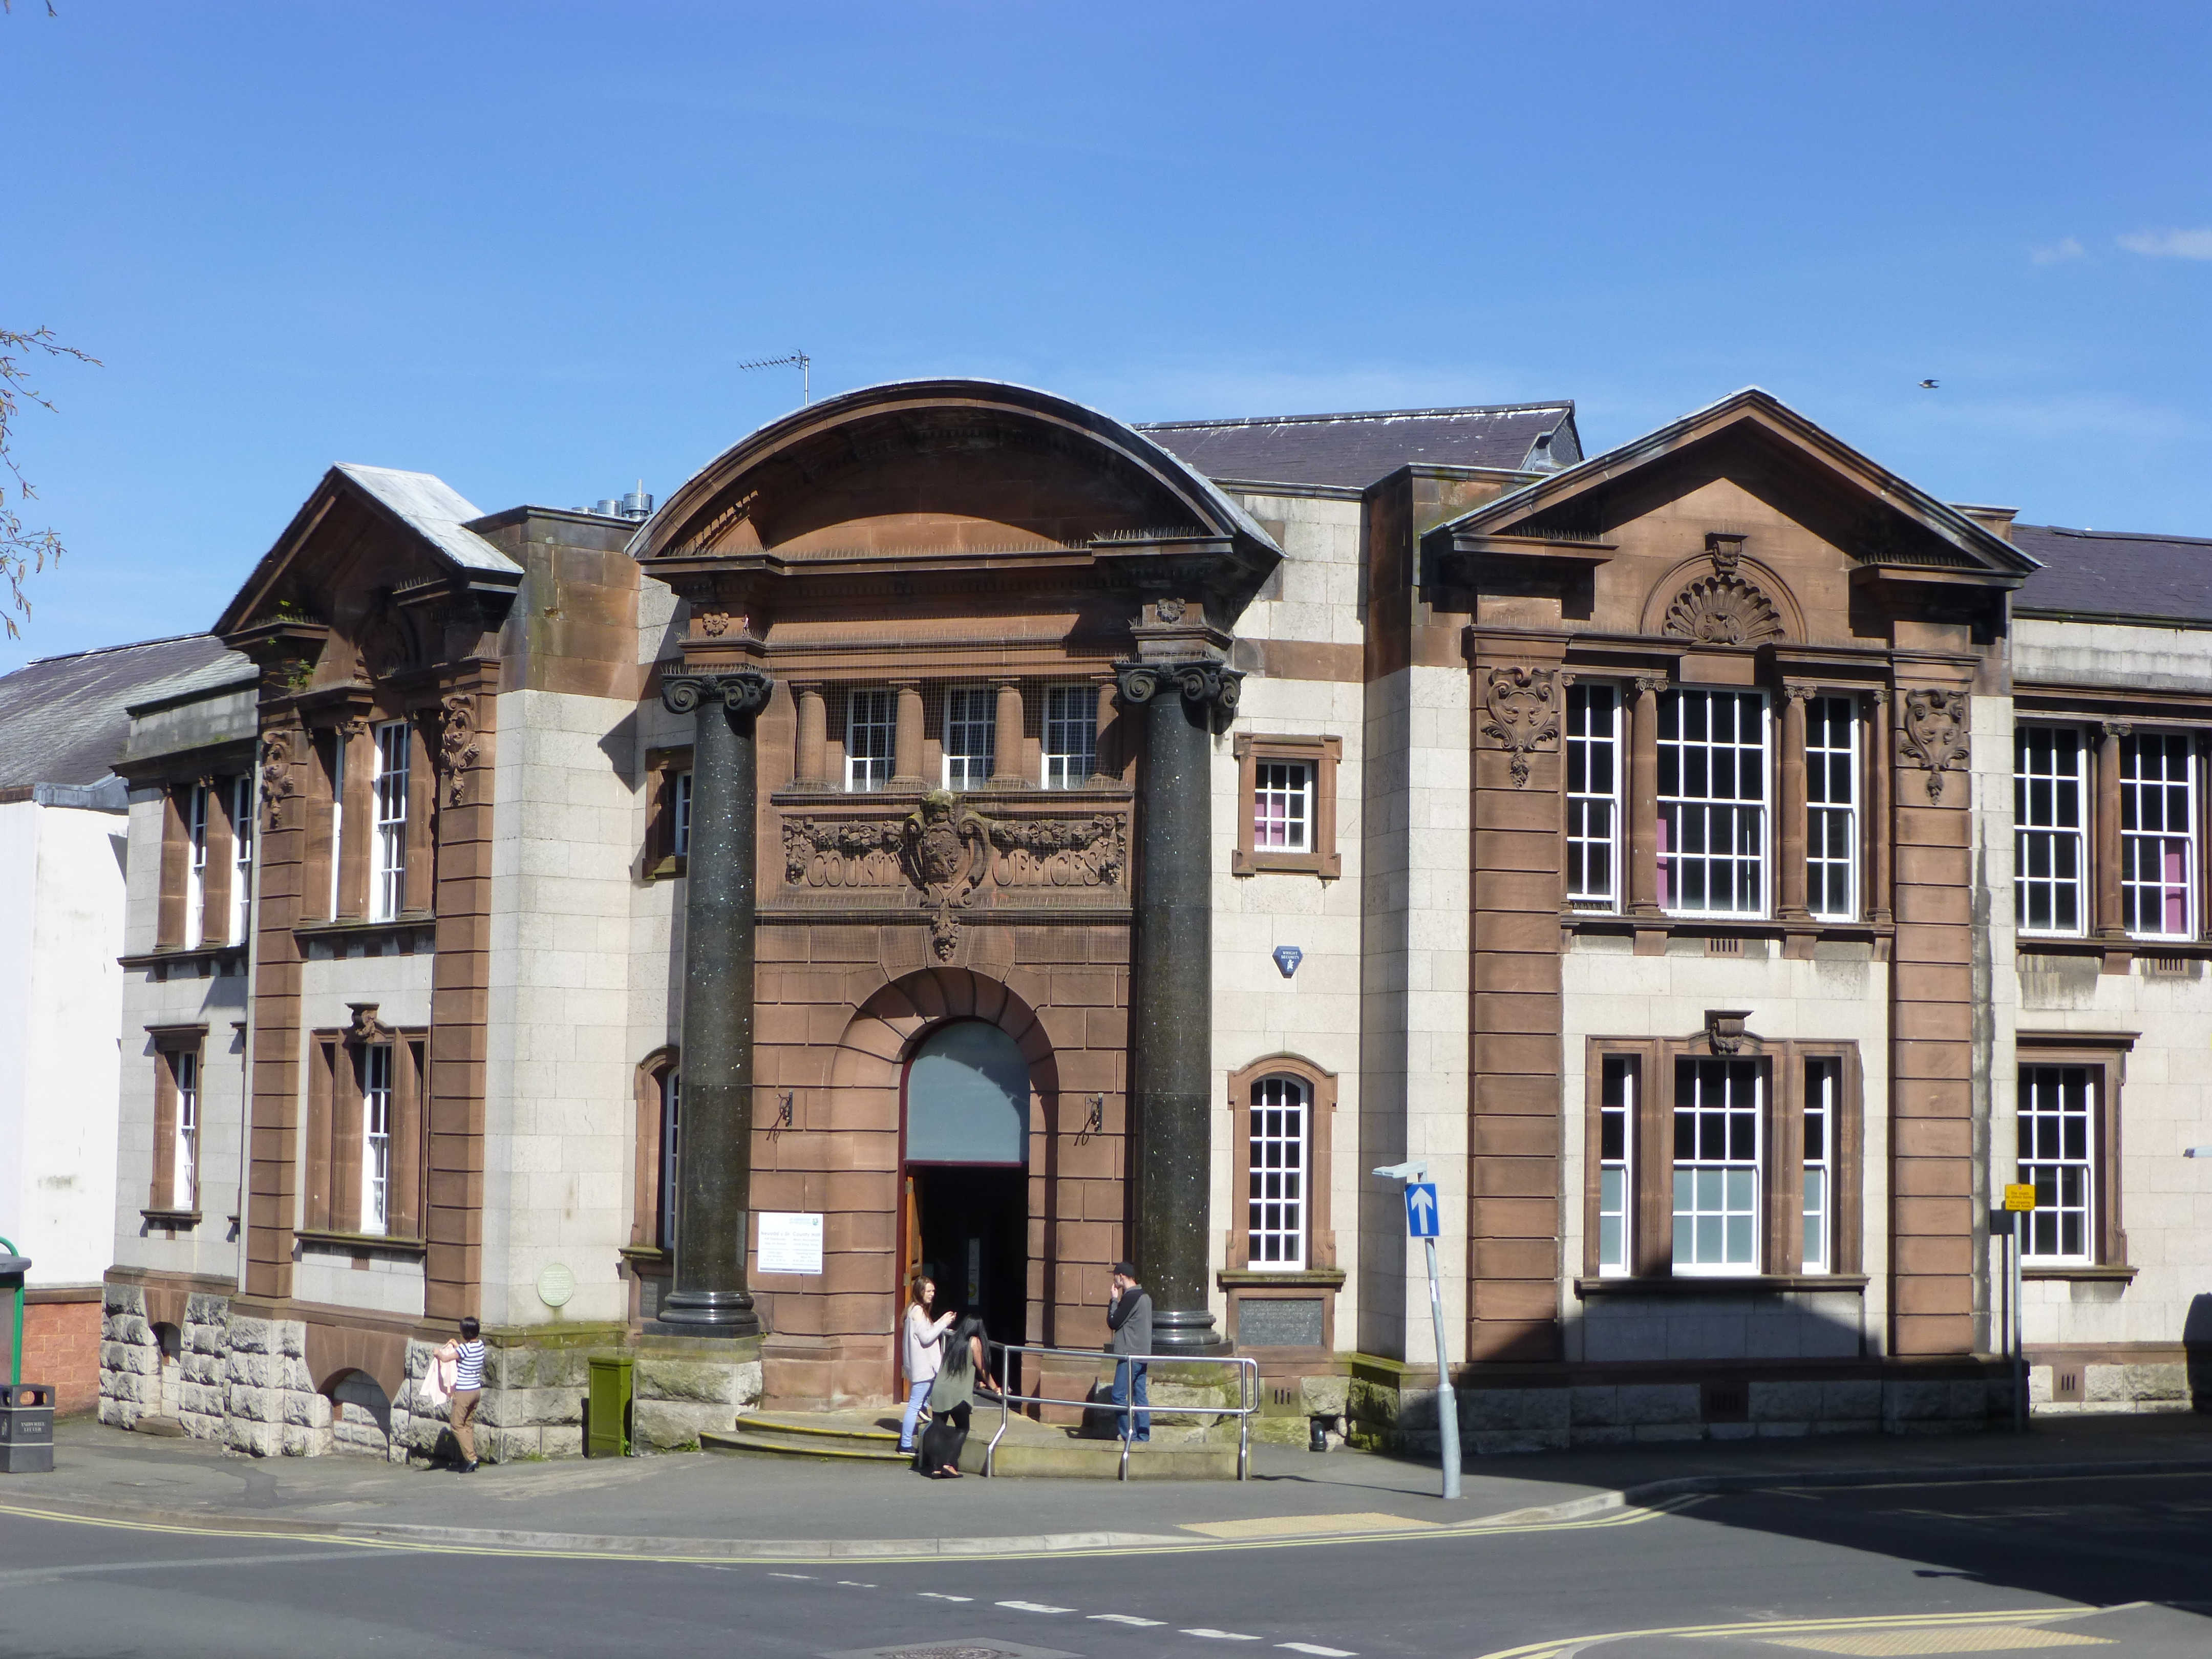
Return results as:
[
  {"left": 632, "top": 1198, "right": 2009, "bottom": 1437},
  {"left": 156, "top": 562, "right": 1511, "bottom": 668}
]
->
[{"left": 981, "top": 1341, "right": 1260, "bottom": 1481}]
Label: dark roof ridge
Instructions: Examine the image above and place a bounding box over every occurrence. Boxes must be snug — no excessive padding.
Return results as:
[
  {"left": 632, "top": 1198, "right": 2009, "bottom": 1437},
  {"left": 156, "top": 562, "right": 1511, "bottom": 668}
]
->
[
  {"left": 2017, "top": 523, "right": 2212, "bottom": 548},
  {"left": 25, "top": 630, "right": 218, "bottom": 668},
  {"left": 1137, "top": 401, "right": 1573, "bottom": 431}
]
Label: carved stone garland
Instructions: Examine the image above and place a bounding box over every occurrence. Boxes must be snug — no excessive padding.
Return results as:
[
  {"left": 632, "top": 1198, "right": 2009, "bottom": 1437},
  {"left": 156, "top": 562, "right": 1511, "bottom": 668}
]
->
[
  {"left": 1480, "top": 665, "right": 1563, "bottom": 788},
  {"left": 1898, "top": 688, "right": 1970, "bottom": 801}
]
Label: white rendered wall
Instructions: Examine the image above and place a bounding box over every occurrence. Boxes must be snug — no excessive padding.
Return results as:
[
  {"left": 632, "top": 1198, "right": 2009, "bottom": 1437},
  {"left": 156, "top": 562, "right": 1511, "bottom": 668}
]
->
[
  {"left": 0, "top": 800, "right": 127, "bottom": 1287},
  {"left": 482, "top": 688, "right": 639, "bottom": 1328}
]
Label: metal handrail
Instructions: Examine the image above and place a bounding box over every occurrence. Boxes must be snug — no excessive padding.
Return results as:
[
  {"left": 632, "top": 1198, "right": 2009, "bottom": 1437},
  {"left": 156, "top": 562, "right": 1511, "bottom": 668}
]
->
[{"left": 976, "top": 1340, "right": 1259, "bottom": 1481}]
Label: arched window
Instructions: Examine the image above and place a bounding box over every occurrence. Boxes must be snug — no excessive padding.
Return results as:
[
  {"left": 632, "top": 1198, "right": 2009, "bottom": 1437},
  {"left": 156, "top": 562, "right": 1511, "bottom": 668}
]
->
[
  {"left": 1247, "top": 1075, "right": 1310, "bottom": 1269},
  {"left": 633, "top": 1049, "right": 679, "bottom": 1254}
]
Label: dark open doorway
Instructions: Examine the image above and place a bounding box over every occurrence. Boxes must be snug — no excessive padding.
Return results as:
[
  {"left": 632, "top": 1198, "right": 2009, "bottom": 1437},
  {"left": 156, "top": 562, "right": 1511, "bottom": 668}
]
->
[{"left": 908, "top": 1163, "right": 1027, "bottom": 1380}]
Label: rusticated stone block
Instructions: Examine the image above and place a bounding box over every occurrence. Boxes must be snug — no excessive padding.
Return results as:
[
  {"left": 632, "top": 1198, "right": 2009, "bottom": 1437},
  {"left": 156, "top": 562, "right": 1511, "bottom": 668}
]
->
[
  {"left": 634, "top": 1398, "right": 731, "bottom": 1451},
  {"left": 479, "top": 1385, "right": 583, "bottom": 1430},
  {"left": 635, "top": 1357, "right": 742, "bottom": 1405},
  {"left": 1298, "top": 1375, "right": 1349, "bottom": 1416},
  {"left": 282, "top": 1390, "right": 334, "bottom": 1428},
  {"left": 226, "top": 1317, "right": 275, "bottom": 1356},
  {"left": 225, "top": 1417, "right": 278, "bottom": 1457},
  {"left": 225, "top": 1382, "right": 279, "bottom": 1423},
  {"left": 1461, "top": 1387, "right": 1569, "bottom": 1433},
  {"left": 280, "top": 1422, "right": 333, "bottom": 1458}
]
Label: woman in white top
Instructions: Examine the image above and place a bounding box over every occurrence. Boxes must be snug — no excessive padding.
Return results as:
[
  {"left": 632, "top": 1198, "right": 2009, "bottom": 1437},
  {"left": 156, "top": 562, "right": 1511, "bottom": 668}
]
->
[{"left": 899, "top": 1271, "right": 955, "bottom": 1453}]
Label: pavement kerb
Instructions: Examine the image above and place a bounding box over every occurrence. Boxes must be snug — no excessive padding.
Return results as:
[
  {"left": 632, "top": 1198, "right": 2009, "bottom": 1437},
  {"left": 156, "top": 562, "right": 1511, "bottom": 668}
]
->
[{"left": 8, "top": 1453, "right": 2212, "bottom": 1561}]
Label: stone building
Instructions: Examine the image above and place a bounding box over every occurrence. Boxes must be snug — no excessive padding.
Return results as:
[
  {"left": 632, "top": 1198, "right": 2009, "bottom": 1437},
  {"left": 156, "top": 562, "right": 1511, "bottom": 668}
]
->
[{"left": 94, "top": 379, "right": 2211, "bottom": 1459}]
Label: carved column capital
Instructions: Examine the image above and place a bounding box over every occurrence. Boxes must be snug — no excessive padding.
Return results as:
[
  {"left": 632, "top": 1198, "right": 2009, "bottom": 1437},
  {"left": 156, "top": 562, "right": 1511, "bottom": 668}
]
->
[
  {"left": 662, "top": 667, "right": 774, "bottom": 719},
  {"left": 1113, "top": 658, "right": 1243, "bottom": 727},
  {"left": 1633, "top": 672, "right": 1670, "bottom": 695},
  {"left": 2101, "top": 718, "right": 2135, "bottom": 741}
]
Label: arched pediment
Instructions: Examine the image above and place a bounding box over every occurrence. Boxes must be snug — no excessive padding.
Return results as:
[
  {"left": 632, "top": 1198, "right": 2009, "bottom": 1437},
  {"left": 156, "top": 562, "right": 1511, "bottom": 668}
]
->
[{"left": 629, "top": 379, "right": 1280, "bottom": 578}]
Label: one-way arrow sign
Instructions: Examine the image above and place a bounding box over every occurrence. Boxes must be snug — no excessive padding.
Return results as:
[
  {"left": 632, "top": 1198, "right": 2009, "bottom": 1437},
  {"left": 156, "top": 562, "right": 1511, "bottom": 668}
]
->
[{"left": 1405, "top": 1182, "right": 1440, "bottom": 1238}]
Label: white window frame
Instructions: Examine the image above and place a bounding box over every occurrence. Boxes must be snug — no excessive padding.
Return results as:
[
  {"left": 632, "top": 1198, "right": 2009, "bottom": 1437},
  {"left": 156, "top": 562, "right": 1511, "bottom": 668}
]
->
[
  {"left": 229, "top": 776, "right": 254, "bottom": 944},
  {"left": 371, "top": 719, "right": 409, "bottom": 922},
  {"left": 2018, "top": 1065, "right": 2094, "bottom": 1265},
  {"left": 1246, "top": 1075, "right": 1309, "bottom": 1270},
  {"left": 172, "top": 1049, "right": 199, "bottom": 1212},
  {"left": 184, "top": 782, "right": 210, "bottom": 944},
  {"left": 1566, "top": 683, "right": 1622, "bottom": 912},
  {"left": 1672, "top": 1057, "right": 1762, "bottom": 1275},
  {"left": 360, "top": 1043, "right": 393, "bottom": 1237},
  {"left": 2120, "top": 731, "right": 2196, "bottom": 941},
  {"left": 845, "top": 689, "right": 895, "bottom": 793},
  {"left": 671, "top": 769, "right": 693, "bottom": 860},
  {"left": 1805, "top": 695, "right": 1858, "bottom": 923},
  {"left": 941, "top": 687, "right": 995, "bottom": 791},
  {"left": 658, "top": 1068, "right": 680, "bottom": 1252},
  {"left": 1802, "top": 1057, "right": 1837, "bottom": 1274},
  {"left": 327, "top": 734, "right": 346, "bottom": 917},
  {"left": 1658, "top": 689, "right": 1770, "bottom": 919},
  {"left": 1041, "top": 684, "right": 1097, "bottom": 789},
  {"left": 1252, "top": 759, "right": 1315, "bottom": 855},
  {"left": 1596, "top": 1055, "right": 1634, "bottom": 1277},
  {"left": 2015, "top": 725, "right": 2087, "bottom": 937}
]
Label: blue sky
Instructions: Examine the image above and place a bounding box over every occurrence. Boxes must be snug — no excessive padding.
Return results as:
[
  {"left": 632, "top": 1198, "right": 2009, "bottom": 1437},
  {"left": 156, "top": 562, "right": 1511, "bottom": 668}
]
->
[{"left": 6, "top": 2, "right": 2209, "bottom": 670}]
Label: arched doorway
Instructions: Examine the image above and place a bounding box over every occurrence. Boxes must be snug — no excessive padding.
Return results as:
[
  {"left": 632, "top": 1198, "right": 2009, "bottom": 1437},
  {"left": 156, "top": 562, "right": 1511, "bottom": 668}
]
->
[{"left": 902, "top": 1019, "right": 1030, "bottom": 1373}]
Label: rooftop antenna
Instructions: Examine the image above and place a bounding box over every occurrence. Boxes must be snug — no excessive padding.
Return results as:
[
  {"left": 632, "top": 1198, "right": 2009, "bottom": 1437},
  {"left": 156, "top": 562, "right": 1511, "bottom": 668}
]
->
[{"left": 739, "top": 350, "right": 811, "bottom": 405}]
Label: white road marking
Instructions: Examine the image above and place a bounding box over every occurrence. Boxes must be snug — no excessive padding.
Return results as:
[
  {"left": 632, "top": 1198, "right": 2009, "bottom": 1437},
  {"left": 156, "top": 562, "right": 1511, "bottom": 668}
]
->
[
  {"left": 919, "top": 1593, "right": 973, "bottom": 1602},
  {"left": 1090, "top": 1614, "right": 1168, "bottom": 1626},
  {"left": 997, "top": 1600, "right": 1075, "bottom": 1613},
  {"left": 1182, "top": 1631, "right": 1262, "bottom": 1641},
  {"left": 835, "top": 1581, "right": 876, "bottom": 1588},
  {"left": 768, "top": 1572, "right": 813, "bottom": 1579},
  {"left": 1278, "top": 1645, "right": 1356, "bottom": 1656}
]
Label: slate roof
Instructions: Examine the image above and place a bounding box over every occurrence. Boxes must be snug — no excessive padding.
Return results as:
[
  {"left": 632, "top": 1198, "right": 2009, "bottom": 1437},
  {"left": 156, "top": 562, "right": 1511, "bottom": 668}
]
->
[
  {"left": 334, "top": 464, "right": 518, "bottom": 574},
  {"left": 1135, "top": 404, "right": 1580, "bottom": 491},
  {"left": 0, "top": 633, "right": 248, "bottom": 790},
  {"left": 2012, "top": 524, "right": 2212, "bottom": 625}
]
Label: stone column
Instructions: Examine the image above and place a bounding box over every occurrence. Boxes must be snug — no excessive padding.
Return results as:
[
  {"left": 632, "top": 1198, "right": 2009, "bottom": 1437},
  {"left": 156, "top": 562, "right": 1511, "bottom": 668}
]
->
[
  {"left": 1627, "top": 675, "right": 1664, "bottom": 916},
  {"left": 658, "top": 667, "right": 774, "bottom": 1336},
  {"left": 892, "top": 680, "right": 925, "bottom": 788},
  {"left": 792, "top": 683, "right": 828, "bottom": 788},
  {"left": 990, "top": 679, "right": 1025, "bottom": 785},
  {"left": 1868, "top": 690, "right": 1893, "bottom": 924},
  {"left": 1093, "top": 679, "right": 1119, "bottom": 782},
  {"left": 1114, "top": 656, "right": 1240, "bottom": 1356},
  {"left": 2095, "top": 720, "right": 2129, "bottom": 939},
  {"left": 1778, "top": 685, "right": 1812, "bottom": 921}
]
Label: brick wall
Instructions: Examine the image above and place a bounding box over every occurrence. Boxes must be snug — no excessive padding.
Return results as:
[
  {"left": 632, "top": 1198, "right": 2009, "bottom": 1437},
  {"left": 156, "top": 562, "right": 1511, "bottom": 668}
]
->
[{"left": 5, "top": 1291, "right": 104, "bottom": 1415}]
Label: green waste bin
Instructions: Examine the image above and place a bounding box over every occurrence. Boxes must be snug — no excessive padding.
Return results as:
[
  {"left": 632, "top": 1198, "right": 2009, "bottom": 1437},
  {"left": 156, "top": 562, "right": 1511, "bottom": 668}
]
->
[{"left": 586, "top": 1354, "right": 633, "bottom": 1458}]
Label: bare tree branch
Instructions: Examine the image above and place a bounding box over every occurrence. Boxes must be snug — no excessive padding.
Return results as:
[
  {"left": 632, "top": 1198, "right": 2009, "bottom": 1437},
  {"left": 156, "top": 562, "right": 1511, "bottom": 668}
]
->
[{"left": 1, "top": 327, "right": 101, "bottom": 640}]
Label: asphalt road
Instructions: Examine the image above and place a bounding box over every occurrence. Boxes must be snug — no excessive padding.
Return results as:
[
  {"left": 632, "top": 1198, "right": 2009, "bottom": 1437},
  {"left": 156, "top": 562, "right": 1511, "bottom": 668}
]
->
[{"left": 1, "top": 1471, "right": 2207, "bottom": 1658}]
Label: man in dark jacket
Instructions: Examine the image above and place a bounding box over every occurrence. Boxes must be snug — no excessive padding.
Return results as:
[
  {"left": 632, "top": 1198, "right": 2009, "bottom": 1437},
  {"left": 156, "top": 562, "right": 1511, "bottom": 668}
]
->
[{"left": 1105, "top": 1261, "right": 1152, "bottom": 1442}]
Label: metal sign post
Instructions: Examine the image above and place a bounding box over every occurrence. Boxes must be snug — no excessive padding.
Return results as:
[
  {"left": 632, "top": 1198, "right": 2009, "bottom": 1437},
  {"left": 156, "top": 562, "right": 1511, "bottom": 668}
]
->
[
  {"left": 1374, "top": 1163, "right": 1459, "bottom": 1501},
  {"left": 2002, "top": 1183, "right": 2037, "bottom": 1433}
]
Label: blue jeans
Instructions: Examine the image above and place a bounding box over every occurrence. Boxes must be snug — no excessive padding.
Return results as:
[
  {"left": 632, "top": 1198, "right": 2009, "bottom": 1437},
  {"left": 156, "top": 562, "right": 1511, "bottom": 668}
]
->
[
  {"left": 899, "top": 1378, "right": 931, "bottom": 1449},
  {"left": 1109, "top": 1360, "right": 1150, "bottom": 1441}
]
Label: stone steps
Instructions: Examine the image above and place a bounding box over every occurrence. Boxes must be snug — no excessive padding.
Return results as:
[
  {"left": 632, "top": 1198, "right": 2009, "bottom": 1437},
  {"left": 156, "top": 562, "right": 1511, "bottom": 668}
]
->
[
  {"left": 703, "top": 1412, "right": 911, "bottom": 1463},
  {"left": 701, "top": 1408, "right": 1246, "bottom": 1478}
]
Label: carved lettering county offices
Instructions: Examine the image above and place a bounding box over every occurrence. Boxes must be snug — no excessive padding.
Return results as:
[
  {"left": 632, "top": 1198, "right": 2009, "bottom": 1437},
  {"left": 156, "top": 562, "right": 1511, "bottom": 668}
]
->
[{"left": 97, "top": 382, "right": 2212, "bottom": 1459}]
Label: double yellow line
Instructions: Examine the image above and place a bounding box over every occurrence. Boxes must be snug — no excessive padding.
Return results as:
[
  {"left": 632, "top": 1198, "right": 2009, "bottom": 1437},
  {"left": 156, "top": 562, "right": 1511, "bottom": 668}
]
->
[{"left": 1474, "top": 1602, "right": 2116, "bottom": 1659}]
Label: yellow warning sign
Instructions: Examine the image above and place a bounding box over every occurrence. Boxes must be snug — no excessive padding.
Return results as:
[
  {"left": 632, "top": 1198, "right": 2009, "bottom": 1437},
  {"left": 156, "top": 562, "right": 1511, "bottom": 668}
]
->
[{"left": 2003, "top": 1182, "right": 2038, "bottom": 1211}]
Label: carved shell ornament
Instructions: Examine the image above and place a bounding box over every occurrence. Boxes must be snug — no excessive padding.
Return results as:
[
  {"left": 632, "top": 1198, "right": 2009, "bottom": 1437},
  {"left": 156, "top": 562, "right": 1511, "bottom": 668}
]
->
[
  {"left": 1480, "top": 666, "right": 1563, "bottom": 788},
  {"left": 1664, "top": 572, "right": 1784, "bottom": 647},
  {"left": 1899, "top": 688, "right": 1970, "bottom": 801}
]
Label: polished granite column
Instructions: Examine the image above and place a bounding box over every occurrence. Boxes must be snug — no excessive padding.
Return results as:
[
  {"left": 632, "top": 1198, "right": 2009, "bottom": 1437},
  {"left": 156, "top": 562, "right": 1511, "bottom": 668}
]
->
[
  {"left": 657, "top": 666, "right": 773, "bottom": 1336},
  {"left": 1115, "top": 655, "right": 1240, "bottom": 1356}
]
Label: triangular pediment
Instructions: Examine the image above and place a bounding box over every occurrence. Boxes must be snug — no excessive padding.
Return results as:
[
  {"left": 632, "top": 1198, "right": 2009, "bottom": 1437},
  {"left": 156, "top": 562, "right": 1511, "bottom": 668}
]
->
[{"left": 1437, "top": 389, "right": 2039, "bottom": 587}]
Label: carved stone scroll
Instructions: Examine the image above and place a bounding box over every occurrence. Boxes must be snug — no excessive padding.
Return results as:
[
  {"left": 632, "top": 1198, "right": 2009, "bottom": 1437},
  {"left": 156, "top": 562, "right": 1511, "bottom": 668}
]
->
[
  {"left": 259, "top": 728, "right": 297, "bottom": 830},
  {"left": 1480, "top": 665, "right": 1562, "bottom": 788},
  {"left": 1898, "top": 688, "right": 1970, "bottom": 801},
  {"left": 438, "top": 692, "right": 479, "bottom": 809}
]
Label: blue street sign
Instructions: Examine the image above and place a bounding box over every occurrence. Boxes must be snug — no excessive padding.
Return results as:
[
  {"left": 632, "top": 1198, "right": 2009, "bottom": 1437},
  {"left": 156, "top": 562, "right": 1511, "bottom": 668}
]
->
[
  {"left": 1405, "top": 1182, "right": 1440, "bottom": 1238},
  {"left": 1272, "top": 945, "right": 1303, "bottom": 979}
]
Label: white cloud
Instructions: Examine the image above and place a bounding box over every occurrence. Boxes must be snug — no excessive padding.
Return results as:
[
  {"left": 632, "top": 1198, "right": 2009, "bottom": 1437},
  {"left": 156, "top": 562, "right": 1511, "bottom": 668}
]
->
[
  {"left": 2117, "top": 227, "right": 2212, "bottom": 260},
  {"left": 2031, "top": 236, "right": 2086, "bottom": 265}
]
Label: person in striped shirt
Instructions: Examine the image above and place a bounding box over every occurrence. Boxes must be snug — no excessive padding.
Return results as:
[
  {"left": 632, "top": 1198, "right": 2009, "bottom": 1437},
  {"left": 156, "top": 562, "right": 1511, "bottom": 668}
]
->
[{"left": 434, "top": 1317, "right": 486, "bottom": 1472}]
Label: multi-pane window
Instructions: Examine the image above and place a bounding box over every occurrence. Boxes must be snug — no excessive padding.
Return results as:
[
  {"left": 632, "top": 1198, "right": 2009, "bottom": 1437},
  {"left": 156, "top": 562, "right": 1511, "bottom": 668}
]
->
[
  {"left": 1672, "top": 1057, "right": 1761, "bottom": 1274},
  {"left": 2015, "top": 726, "right": 2086, "bottom": 935},
  {"left": 2120, "top": 733, "right": 2195, "bottom": 939},
  {"left": 845, "top": 689, "right": 895, "bottom": 792},
  {"left": 184, "top": 783, "right": 211, "bottom": 944},
  {"left": 327, "top": 735, "right": 347, "bottom": 917},
  {"left": 172, "top": 1050, "right": 199, "bottom": 1211},
  {"left": 1658, "top": 690, "right": 1768, "bottom": 917},
  {"left": 371, "top": 719, "right": 409, "bottom": 922},
  {"left": 1042, "top": 685, "right": 1097, "bottom": 789},
  {"left": 1246, "top": 1075, "right": 1308, "bottom": 1269},
  {"left": 2018, "top": 1066, "right": 2094, "bottom": 1263},
  {"left": 1596, "top": 1056, "right": 1634, "bottom": 1277},
  {"left": 658, "top": 1069, "right": 680, "bottom": 1252},
  {"left": 229, "top": 777, "right": 254, "bottom": 944},
  {"left": 361, "top": 1044, "right": 393, "bottom": 1236},
  {"left": 1566, "top": 684, "right": 1620, "bottom": 911},
  {"left": 1253, "top": 761, "right": 1315, "bottom": 854},
  {"left": 942, "top": 688, "right": 995, "bottom": 790},
  {"left": 1805, "top": 697, "right": 1858, "bottom": 921},
  {"left": 1803, "top": 1058, "right": 1837, "bottom": 1274},
  {"left": 671, "top": 770, "right": 693, "bottom": 860}
]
